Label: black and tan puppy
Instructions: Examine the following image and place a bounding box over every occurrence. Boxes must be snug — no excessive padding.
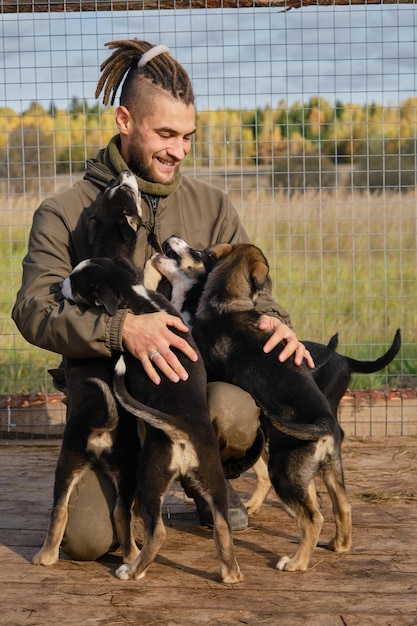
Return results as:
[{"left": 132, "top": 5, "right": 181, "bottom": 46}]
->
[
  {"left": 191, "top": 243, "right": 352, "bottom": 572},
  {"left": 61, "top": 255, "right": 242, "bottom": 584},
  {"left": 151, "top": 238, "right": 400, "bottom": 400},
  {"left": 246, "top": 329, "right": 401, "bottom": 516},
  {"left": 148, "top": 236, "right": 223, "bottom": 326},
  {"left": 152, "top": 236, "right": 401, "bottom": 515},
  {"left": 33, "top": 171, "right": 142, "bottom": 567},
  {"left": 87, "top": 169, "right": 142, "bottom": 258}
]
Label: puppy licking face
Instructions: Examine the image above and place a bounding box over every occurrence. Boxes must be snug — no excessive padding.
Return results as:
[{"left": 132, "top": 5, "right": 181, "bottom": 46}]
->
[
  {"left": 103, "top": 170, "right": 142, "bottom": 232},
  {"left": 87, "top": 170, "right": 142, "bottom": 258},
  {"left": 149, "top": 236, "right": 232, "bottom": 325}
]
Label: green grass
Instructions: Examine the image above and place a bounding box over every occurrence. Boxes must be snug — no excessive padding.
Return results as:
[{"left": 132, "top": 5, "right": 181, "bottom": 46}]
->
[
  {"left": 0, "top": 229, "right": 61, "bottom": 394},
  {"left": 231, "top": 187, "right": 417, "bottom": 389},
  {"left": 1, "top": 187, "right": 416, "bottom": 393}
]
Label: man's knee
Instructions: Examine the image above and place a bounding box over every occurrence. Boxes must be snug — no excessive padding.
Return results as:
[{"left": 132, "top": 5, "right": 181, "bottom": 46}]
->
[
  {"left": 61, "top": 467, "right": 117, "bottom": 561},
  {"left": 207, "top": 381, "right": 260, "bottom": 462}
]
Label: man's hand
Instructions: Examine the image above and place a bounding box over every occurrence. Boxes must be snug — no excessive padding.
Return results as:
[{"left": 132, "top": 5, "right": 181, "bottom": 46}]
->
[
  {"left": 122, "top": 312, "right": 198, "bottom": 385},
  {"left": 258, "top": 315, "right": 315, "bottom": 368}
]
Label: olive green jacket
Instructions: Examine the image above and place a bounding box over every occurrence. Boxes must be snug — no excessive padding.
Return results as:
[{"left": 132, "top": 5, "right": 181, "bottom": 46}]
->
[{"left": 12, "top": 136, "right": 291, "bottom": 360}]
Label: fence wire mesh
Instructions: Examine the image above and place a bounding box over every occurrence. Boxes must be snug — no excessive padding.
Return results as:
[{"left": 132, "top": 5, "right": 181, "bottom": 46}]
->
[{"left": 1, "top": 2, "right": 416, "bottom": 437}]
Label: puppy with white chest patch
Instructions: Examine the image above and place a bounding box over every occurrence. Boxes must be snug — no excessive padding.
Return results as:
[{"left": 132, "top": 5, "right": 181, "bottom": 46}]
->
[
  {"left": 145, "top": 236, "right": 224, "bottom": 326},
  {"left": 61, "top": 255, "right": 242, "bottom": 584}
]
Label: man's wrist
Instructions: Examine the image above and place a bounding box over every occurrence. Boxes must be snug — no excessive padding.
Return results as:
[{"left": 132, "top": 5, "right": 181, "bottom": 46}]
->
[{"left": 107, "top": 308, "right": 131, "bottom": 352}]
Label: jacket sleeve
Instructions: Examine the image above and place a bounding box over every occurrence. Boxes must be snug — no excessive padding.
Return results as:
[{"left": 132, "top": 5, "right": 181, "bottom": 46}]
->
[{"left": 11, "top": 200, "right": 128, "bottom": 359}]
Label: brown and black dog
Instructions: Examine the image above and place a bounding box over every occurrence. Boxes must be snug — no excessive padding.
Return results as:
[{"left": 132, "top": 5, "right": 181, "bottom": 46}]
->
[
  {"left": 33, "top": 171, "right": 142, "bottom": 567},
  {"left": 153, "top": 238, "right": 400, "bottom": 571},
  {"left": 151, "top": 236, "right": 400, "bottom": 518},
  {"left": 191, "top": 242, "right": 353, "bottom": 571},
  {"left": 60, "top": 254, "right": 242, "bottom": 583}
]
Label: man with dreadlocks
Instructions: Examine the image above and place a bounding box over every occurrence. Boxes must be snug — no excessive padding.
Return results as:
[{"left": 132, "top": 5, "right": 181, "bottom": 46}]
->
[{"left": 13, "top": 39, "right": 314, "bottom": 561}]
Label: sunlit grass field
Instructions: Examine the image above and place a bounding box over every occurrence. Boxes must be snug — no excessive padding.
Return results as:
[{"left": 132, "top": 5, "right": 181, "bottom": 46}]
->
[{"left": 1, "top": 185, "right": 416, "bottom": 394}]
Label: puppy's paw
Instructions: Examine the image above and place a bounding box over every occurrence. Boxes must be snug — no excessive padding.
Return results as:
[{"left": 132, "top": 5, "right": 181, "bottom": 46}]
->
[
  {"left": 32, "top": 550, "right": 58, "bottom": 566},
  {"left": 143, "top": 256, "right": 163, "bottom": 290},
  {"left": 244, "top": 498, "right": 261, "bottom": 516},
  {"left": 220, "top": 565, "right": 243, "bottom": 584},
  {"left": 115, "top": 563, "right": 132, "bottom": 580},
  {"left": 276, "top": 556, "right": 291, "bottom": 571},
  {"left": 328, "top": 537, "right": 351, "bottom": 553},
  {"left": 276, "top": 556, "right": 307, "bottom": 572}
]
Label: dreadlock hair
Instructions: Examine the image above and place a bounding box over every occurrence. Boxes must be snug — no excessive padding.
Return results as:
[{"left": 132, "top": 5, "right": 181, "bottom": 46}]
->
[{"left": 95, "top": 39, "right": 194, "bottom": 117}]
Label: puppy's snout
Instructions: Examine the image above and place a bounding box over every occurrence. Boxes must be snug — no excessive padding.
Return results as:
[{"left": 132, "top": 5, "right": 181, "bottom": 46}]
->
[{"left": 163, "top": 235, "right": 189, "bottom": 258}]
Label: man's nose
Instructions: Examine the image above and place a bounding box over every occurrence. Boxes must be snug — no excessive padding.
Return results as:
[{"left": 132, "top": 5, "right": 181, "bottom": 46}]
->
[{"left": 167, "top": 138, "right": 189, "bottom": 160}]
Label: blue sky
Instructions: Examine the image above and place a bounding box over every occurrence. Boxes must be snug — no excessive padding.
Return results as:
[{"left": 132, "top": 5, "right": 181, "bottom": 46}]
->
[{"left": 1, "top": 5, "right": 416, "bottom": 113}]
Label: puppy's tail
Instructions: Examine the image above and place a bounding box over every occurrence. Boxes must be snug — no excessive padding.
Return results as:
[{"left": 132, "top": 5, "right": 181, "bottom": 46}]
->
[
  {"left": 85, "top": 377, "right": 120, "bottom": 431},
  {"left": 264, "top": 410, "right": 333, "bottom": 441},
  {"left": 327, "top": 332, "right": 339, "bottom": 351},
  {"left": 113, "top": 355, "right": 190, "bottom": 443},
  {"left": 342, "top": 328, "right": 401, "bottom": 374}
]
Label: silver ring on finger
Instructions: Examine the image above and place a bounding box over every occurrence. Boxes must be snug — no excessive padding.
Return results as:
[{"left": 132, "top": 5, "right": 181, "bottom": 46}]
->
[{"left": 149, "top": 350, "right": 159, "bottom": 361}]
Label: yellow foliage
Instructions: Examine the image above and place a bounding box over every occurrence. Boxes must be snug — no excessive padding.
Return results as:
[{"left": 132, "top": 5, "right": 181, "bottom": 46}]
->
[{"left": 0, "top": 96, "right": 416, "bottom": 170}]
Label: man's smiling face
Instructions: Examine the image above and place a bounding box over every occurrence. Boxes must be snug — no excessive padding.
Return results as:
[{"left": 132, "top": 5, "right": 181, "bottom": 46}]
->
[{"left": 121, "top": 96, "right": 196, "bottom": 185}]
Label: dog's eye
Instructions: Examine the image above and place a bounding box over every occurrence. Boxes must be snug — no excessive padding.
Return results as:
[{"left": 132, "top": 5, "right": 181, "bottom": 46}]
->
[{"left": 192, "top": 250, "right": 203, "bottom": 259}]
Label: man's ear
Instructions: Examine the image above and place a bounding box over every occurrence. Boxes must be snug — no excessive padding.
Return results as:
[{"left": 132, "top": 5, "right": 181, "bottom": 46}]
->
[{"left": 115, "top": 105, "right": 131, "bottom": 136}]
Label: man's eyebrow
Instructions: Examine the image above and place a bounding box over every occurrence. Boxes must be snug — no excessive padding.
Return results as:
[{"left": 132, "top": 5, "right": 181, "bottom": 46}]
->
[{"left": 157, "top": 127, "right": 197, "bottom": 136}]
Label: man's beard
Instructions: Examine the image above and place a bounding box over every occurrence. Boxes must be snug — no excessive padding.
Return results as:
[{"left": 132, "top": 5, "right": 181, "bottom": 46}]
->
[{"left": 128, "top": 145, "right": 179, "bottom": 185}]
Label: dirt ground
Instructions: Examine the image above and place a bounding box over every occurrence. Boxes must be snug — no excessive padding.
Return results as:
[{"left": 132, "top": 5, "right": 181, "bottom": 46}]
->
[{"left": 1, "top": 437, "right": 417, "bottom": 626}]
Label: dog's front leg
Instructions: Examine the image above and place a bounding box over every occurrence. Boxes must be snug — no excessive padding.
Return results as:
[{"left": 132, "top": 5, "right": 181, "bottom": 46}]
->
[{"left": 245, "top": 452, "right": 271, "bottom": 515}]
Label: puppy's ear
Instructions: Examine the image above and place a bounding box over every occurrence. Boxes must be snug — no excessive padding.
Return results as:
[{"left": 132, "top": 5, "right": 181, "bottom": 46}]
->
[
  {"left": 87, "top": 216, "right": 99, "bottom": 246},
  {"left": 117, "top": 215, "right": 139, "bottom": 241},
  {"left": 113, "top": 256, "right": 141, "bottom": 283},
  {"left": 250, "top": 260, "right": 269, "bottom": 292},
  {"left": 207, "top": 243, "right": 233, "bottom": 260},
  {"left": 93, "top": 284, "right": 119, "bottom": 316}
]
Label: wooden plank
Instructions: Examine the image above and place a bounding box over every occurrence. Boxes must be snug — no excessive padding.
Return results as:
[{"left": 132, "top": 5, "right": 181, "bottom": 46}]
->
[
  {"left": 0, "top": 437, "right": 417, "bottom": 625},
  {"left": 1, "top": 0, "right": 416, "bottom": 14}
]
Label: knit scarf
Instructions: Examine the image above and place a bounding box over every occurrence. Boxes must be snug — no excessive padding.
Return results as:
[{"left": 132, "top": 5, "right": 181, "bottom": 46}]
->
[{"left": 102, "top": 135, "right": 180, "bottom": 197}]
